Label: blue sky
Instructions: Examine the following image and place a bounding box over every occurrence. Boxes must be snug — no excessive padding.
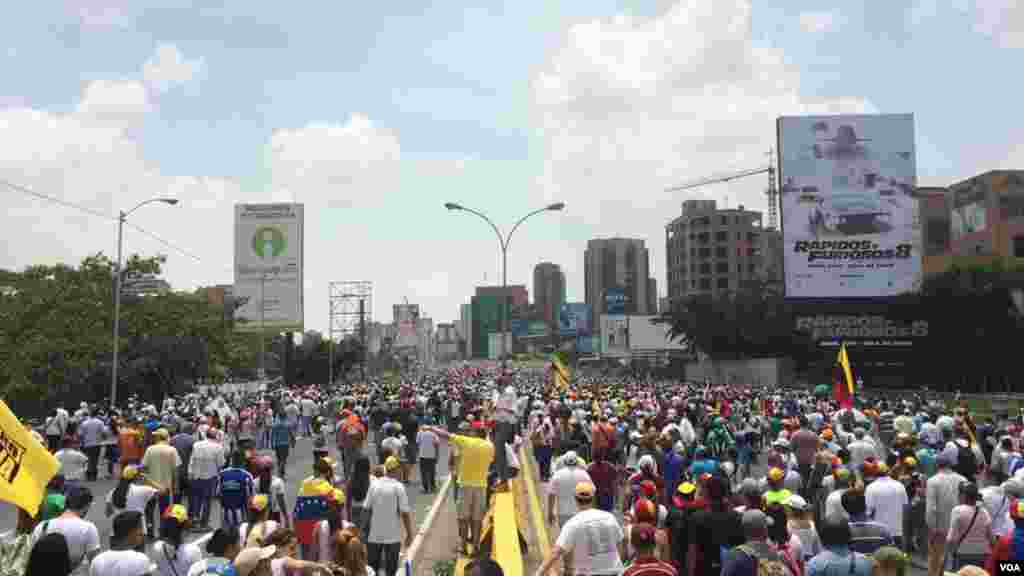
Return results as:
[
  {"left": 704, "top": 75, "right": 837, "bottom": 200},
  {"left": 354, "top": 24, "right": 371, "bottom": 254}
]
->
[{"left": 1, "top": 0, "right": 1022, "bottom": 332}]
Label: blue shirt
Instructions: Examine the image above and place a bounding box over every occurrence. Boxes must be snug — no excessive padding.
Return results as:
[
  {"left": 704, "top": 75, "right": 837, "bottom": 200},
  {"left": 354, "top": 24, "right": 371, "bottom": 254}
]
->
[
  {"left": 663, "top": 452, "right": 685, "bottom": 501},
  {"left": 271, "top": 419, "right": 292, "bottom": 447},
  {"left": 806, "top": 547, "right": 874, "bottom": 576},
  {"left": 218, "top": 467, "right": 255, "bottom": 509}
]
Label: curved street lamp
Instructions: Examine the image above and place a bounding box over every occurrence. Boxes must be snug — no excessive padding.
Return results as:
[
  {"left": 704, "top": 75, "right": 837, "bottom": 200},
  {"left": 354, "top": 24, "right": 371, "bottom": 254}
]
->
[
  {"left": 111, "top": 197, "right": 179, "bottom": 408},
  {"left": 443, "top": 201, "right": 565, "bottom": 288}
]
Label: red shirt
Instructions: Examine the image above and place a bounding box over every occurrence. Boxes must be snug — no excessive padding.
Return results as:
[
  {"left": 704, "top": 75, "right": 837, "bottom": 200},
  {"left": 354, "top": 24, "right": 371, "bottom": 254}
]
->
[{"left": 623, "top": 556, "right": 677, "bottom": 576}]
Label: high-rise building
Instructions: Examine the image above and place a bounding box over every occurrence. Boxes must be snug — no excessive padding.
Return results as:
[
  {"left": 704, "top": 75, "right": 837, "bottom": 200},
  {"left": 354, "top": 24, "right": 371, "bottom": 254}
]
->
[
  {"left": 533, "top": 262, "right": 566, "bottom": 326},
  {"left": 665, "top": 199, "right": 782, "bottom": 301},
  {"left": 584, "top": 238, "right": 656, "bottom": 328}
]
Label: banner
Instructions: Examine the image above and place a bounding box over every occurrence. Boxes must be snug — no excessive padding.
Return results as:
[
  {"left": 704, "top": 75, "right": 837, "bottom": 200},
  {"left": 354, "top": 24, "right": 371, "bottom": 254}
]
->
[
  {"left": 0, "top": 400, "right": 60, "bottom": 516},
  {"left": 777, "top": 114, "right": 921, "bottom": 297},
  {"left": 233, "top": 204, "right": 304, "bottom": 332}
]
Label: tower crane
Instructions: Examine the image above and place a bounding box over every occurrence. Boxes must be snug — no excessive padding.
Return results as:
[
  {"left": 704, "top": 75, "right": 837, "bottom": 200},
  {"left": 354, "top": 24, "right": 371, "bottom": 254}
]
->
[{"left": 665, "top": 151, "right": 779, "bottom": 230}]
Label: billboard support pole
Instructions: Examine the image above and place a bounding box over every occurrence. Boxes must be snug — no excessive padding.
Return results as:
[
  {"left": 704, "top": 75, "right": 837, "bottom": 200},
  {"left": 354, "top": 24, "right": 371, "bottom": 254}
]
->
[{"left": 329, "top": 281, "right": 374, "bottom": 385}]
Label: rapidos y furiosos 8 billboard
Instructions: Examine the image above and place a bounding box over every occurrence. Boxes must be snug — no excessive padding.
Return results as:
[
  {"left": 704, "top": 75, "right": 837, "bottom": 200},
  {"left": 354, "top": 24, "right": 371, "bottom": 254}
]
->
[{"left": 777, "top": 114, "right": 921, "bottom": 297}]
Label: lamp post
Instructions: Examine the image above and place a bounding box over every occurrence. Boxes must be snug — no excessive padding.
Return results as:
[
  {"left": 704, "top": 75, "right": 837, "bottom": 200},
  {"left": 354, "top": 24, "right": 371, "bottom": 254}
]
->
[
  {"left": 111, "top": 197, "right": 178, "bottom": 408},
  {"left": 443, "top": 202, "right": 566, "bottom": 354}
]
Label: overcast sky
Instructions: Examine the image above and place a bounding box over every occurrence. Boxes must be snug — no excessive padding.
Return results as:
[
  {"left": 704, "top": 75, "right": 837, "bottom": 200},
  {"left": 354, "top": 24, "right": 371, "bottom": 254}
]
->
[{"left": 2, "top": 0, "right": 1022, "bottom": 332}]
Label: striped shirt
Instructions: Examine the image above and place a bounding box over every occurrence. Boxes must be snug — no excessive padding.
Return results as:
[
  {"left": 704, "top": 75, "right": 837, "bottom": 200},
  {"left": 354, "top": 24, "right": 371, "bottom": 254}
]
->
[{"left": 623, "top": 556, "right": 678, "bottom": 576}]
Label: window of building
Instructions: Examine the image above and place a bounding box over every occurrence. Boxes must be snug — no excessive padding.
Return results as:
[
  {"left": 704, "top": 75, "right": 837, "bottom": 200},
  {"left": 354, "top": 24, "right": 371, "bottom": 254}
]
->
[
  {"left": 690, "top": 279, "right": 696, "bottom": 289},
  {"left": 747, "top": 232, "right": 760, "bottom": 243},
  {"left": 736, "top": 231, "right": 742, "bottom": 240},
  {"left": 737, "top": 247, "right": 743, "bottom": 257},
  {"left": 699, "top": 247, "right": 711, "bottom": 259},
  {"left": 1015, "top": 236, "right": 1024, "bottom": 257},
  {"left": 698, "top": 232, "right": 710, "bottom": 244},
  {"left": 699, "top": 278, "right": 711, "bottom": 290},
  {"left": 735, "top": 216, "right": 742, "bottom": 225},
  {"left": 717, "top": 277, "right": 729, "bottom": 290},
  {"left": 749, "top": 264, "right": 757, "bottom": 275},
  {"left": 700, "top": 262, "right": 712, "bottom": 274},
  {"left": 715, "top": 230, "right": 728, "bottom": 242},
  {"left": 715, "top": 246, "right": 728, "bottom": 259},
  {"left": 737, "top": 263, "right": 743, "bottom": 274},
  {"left": 720, "top": 215, "right": 729, "bottom": 226},
  {"left": 690, "top": 247, "right": 696, "bottom": 259},
  {"left": 716, "top": 261, "right": 729, "bottom": 274}
]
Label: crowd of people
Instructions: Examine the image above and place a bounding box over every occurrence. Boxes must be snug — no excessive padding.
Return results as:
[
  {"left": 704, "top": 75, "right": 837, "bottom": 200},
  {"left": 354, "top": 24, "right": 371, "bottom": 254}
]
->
[{"left": 6, "top": 364, "right": 1024, "bottom": 576}]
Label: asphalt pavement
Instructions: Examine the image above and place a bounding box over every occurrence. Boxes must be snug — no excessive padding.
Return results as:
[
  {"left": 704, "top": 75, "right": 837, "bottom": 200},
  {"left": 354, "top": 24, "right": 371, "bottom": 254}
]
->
[{"left": 0, "top": 434, "right": 449, "bottom": 556}]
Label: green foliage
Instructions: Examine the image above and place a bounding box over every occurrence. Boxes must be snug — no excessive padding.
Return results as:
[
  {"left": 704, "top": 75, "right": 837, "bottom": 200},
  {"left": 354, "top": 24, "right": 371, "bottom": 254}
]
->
[
  {"left": 656, "top": 280, "right": 815, "bottom": 362},
  {"left": 0, "top": 253, "right": 251, "bottom": 413}
]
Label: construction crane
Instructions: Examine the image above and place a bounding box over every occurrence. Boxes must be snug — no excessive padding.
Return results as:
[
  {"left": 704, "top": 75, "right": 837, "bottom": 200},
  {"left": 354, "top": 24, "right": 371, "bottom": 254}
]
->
[{"left": 665, "top": 151, "right": 779, "bottom": 230}]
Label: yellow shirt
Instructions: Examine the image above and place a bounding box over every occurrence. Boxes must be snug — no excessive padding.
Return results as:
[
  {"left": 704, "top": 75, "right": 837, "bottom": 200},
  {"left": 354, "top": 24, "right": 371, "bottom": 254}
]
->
[{"left": 450, "top": 435, "right": 495, "bottom": 489}]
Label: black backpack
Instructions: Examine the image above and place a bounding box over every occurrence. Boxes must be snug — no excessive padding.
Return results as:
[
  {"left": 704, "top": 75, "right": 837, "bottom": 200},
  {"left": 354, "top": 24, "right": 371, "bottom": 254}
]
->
[{"left": 955, "top": 441, "right": 977, "bottom": 479}]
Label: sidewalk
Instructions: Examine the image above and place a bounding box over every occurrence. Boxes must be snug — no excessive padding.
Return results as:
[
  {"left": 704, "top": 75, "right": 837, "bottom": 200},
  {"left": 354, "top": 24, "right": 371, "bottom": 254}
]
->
[{"left": 413, "top": 484, "right": 460, "bottom": 576}]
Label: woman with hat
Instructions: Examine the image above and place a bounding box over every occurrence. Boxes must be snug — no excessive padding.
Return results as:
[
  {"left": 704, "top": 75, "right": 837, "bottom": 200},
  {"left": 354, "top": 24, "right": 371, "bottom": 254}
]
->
[
  {"left": 240, "top": 495, "right": 281, "bottom": 550},
  {"left": 152, "top": 504, "right": 201, "bottom": 576},
  {"left": 105, "top": 464, "right": 166, "bottom": 537}
]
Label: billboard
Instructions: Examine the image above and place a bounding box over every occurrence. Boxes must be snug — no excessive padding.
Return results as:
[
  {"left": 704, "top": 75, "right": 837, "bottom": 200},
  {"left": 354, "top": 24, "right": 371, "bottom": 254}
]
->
[
  {"left": 558, "top": 303, "right": 592, "bottom": 336},
  {"left": 393, "top": 304, "right": 420, "bottom": 349},
  {"left": 604, "top": 287, "right": 629, "bottom": 314},
  {"left": 777, "top": 114, "right": 920, "bottom": 297},
  {"left": 234, "top": 203, "right": 304, "bottom": 332}
]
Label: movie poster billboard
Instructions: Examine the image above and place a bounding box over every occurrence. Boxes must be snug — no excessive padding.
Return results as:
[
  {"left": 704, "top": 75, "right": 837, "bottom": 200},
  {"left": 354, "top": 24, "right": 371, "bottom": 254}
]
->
[
  {"left": 777, "top": 114, "right": 921, "bottom": 297},
  {"left": 234, "top": 203, "right": 304, "bottom": 332}
]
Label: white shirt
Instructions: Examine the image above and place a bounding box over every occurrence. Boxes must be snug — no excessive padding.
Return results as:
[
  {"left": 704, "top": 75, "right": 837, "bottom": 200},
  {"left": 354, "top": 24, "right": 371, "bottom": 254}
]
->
[
  {"left": 89, "top": 549, "right": 156, "bottom": 576},
  {"left": 364, "top": 476, "right": 411, "bottom": 544},
  {"left": 555, "top": 508, "right": 624, "bottom": 575},
  {"left": 151, "top": 541, "right": 202, "bottom": 576},
  {"left": 107, "top": 485, "right": 160, "bottom": 533},
  {"left": 825, "top": 489, "right": 850, "bottom": 524},
  {"left": 32, "top": 516, "right": 100, "bottom": 573},
  {"left": 549, "top": 466, "right": 594, "bottom": 517},
  {"left": 417, "top": 430, "right": 440, "bottom": 460},
  {"left": 981, "top": 486, "right": 1014, "bottom": 537},
  {"left": 494, "top": 387, "right": 518, "bottom": 424},
  {"left": 189, "top": 440, "right": 226, "bottom": 480},
  {"left": 865, "top": 476, "right": 908, "bottom": 537},
  {"left": 56, "top": 449, "right": 90, "bottom": 481},
  {"left": 301, "top": 398, "right": 318, "bottom": 417}
]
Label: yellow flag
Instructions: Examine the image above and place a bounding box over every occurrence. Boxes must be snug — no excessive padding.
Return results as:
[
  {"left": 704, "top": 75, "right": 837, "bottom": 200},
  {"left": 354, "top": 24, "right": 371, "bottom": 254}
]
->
[
  {"left": 838, "top": 343, "right": 855, "bottom": 395},
  {"left": 0, "top": 400, "right": 60, "bottom": 516}
]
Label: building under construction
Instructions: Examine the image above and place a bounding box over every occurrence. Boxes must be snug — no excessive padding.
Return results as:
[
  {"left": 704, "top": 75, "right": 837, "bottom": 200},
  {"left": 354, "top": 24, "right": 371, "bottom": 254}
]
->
[{"left": 665, "top": 199, "right": 784, "bottom": 300}]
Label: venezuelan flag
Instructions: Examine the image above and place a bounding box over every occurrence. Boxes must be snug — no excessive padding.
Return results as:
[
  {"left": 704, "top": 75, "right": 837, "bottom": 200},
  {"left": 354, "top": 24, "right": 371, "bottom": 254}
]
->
[
  {"left": 833, "top": 343, "right": 855, "bottom": 409},
  {"left": 293, "top": 477, "right": 332, "bottom": 545}
]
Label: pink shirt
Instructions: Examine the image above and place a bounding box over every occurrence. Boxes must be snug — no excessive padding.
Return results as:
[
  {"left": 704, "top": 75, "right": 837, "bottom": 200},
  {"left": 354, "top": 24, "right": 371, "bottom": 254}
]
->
[{"left": 947, "top": 504, "right": 993, "bottom": 557}]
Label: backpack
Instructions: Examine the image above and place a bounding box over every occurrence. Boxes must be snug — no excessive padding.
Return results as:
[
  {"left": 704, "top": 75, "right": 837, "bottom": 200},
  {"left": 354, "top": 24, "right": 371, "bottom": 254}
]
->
[
  {"left": 955, "top": 441, "right": 977, "bottom": 479},
  {"left": 734, "top": 544, "right": 790, "bottom": 576}
]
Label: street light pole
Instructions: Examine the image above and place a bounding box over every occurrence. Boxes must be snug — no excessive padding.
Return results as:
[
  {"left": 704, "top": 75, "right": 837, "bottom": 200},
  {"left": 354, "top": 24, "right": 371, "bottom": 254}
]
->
[
  {"left": 260, "top": 272, "right": 267, "bottom": 380},
  {"left": 110, "top": 197, "right": 178, "bottom": 409},
  {"left": 444, "top": 202, "right": 566, "bottom": 357}
]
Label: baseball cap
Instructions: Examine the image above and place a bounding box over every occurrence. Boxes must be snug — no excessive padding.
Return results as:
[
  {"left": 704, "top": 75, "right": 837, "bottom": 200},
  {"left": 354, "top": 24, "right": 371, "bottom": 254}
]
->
[
  {"left": 677, "top": 482, "right": 697, "bottom": 495},
  {"left": 122, "top": 465, "right": 140, "bottom": 481},
  {"left": 783, "top": 494, "right": 809, "bottom": 511},
  {"left": 633, "top": 498, "right": 657, "bottom": 523},
  {"left": 384, "top": 456, "right": 401, "bottom": 472},
  {"left": 163, "top": 504, "right": 189, "bottom": 524},
  {"left": 234, "top": 545, "right": 277, "bottom": 576},
  {"left": 741, "top": 509, "right": 774, "bottom": 532},
  {"left": 575, "top": 481, "right": 595, "bottom": 499},
  {"left": 767, "top": 467, "right": 785, "bottom": 482},
  {"left": 249, "top": 494, "right": 269, "bottom": 512},
  {"left": 631, "top": 523, "right": 657, "bottom": 548},
  {"left": 563, "top": 451, "right": 579, "bottom": 466},
  {"left": 152, "top": 428, "right": 169, "bottom": 440}
]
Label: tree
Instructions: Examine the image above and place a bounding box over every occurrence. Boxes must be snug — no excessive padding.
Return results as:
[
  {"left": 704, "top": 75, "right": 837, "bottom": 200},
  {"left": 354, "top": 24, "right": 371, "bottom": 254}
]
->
[
  {"left": 656, "top": 279, "right": 815, "bottom": 363},
  {"left": 0, "top": 253, "right": 245, "bottom": 414}
]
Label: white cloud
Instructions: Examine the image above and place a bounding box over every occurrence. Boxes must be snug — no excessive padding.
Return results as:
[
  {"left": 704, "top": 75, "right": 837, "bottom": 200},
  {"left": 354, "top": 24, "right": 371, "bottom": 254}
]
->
[
  {"left": 530, "top": 0, "right": 873, "bottom": 297},
  {"left": 974, "top": 0, "right": 1024, "bottom": 48},
  {"left": 67, "top": 0, "right": 133, "bottom": 31},
  {"left": 799, "top": 11, "right": 837, "bottom": 34},
  {"left": 143, "top": 44, "right": 204, "bottom": 93},
  {"left": 268, "top": 115, "right": 402, "bottom": 207},
  {"left": 75, "top": 79, "right": 150, "bottom": 133}
]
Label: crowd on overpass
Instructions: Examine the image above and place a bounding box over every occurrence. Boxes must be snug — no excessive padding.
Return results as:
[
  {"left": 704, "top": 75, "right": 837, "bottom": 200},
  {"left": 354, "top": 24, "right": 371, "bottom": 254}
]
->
[{"left": 6, "top": 364, "right": 1024, "bottom": 576}]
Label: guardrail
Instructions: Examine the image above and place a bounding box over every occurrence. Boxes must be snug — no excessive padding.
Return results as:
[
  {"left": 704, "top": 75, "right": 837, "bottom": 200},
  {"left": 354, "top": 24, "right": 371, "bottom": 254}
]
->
[{"left": 455, "top": 463, "right": 538, "bottom": 576}]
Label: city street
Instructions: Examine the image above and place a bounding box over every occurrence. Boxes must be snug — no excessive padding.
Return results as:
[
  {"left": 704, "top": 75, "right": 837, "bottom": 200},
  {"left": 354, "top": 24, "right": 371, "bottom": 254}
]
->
[{"left": 0, "top": 434, "right": 449, "bottom": 555}]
